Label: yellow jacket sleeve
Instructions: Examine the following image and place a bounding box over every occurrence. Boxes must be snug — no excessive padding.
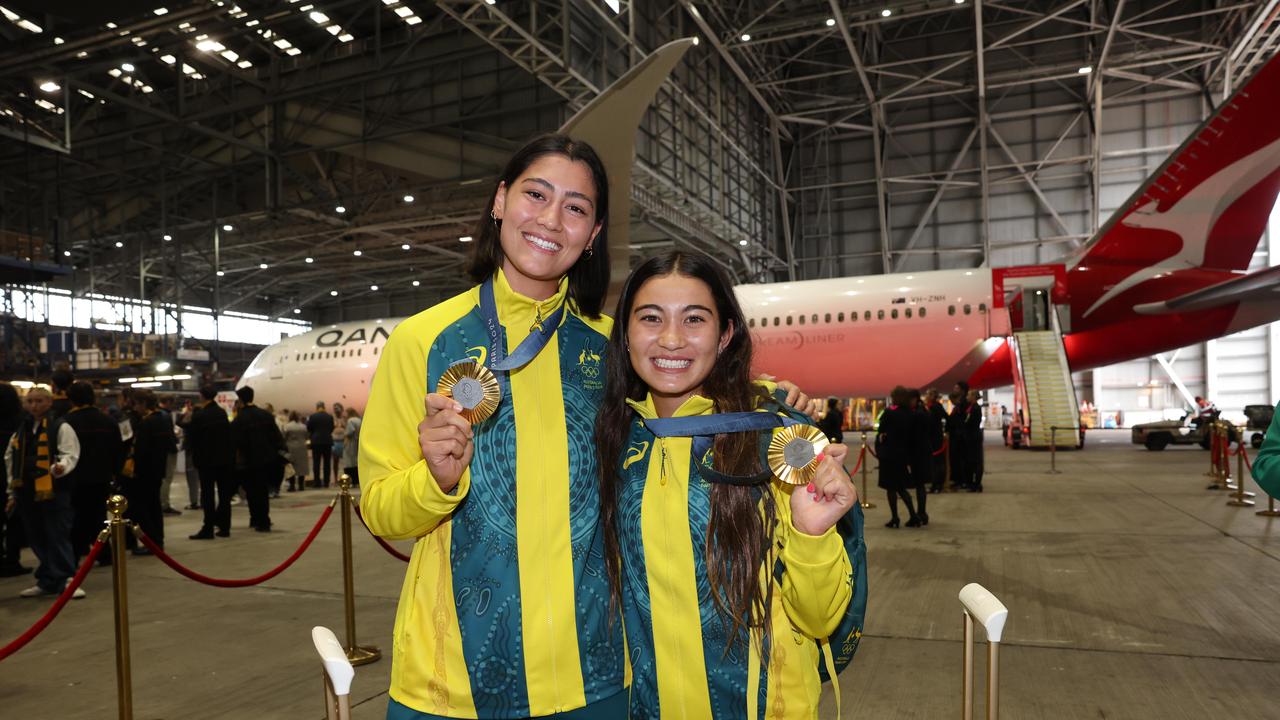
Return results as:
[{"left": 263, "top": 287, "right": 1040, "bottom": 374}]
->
[
  {"left": 775, "top": 489, "right": 853, "bottom": 640},
  {"left": 358, "top": 321, "right": 471, "bottom": 541}
]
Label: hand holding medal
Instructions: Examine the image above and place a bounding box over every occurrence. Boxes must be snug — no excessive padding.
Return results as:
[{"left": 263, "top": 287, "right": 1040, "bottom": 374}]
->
[
  {"left": 784, "top": 440, "right": 859, "bottom": 537},
  {"left": 419, "top": 392, "right": 478, "bottom": 494}
]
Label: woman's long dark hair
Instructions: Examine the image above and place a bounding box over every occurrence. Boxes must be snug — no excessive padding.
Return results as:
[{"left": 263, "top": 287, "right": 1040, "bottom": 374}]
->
[
  {"left": 466, "top": 133, "right": 611, "bottom": 317},
  {"left": 596, "top": 251, "right": 775, "bottom": 650}
]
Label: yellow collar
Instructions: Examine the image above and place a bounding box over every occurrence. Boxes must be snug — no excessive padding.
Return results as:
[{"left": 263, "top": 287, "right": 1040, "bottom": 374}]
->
[
  {"left": 493, "top": 267, "right": 570, "bottom": 325},
  {"left": 626, "top": 393, "right": 716, "bottom": 420}
]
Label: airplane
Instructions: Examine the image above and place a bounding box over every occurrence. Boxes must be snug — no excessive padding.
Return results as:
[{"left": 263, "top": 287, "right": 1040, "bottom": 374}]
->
[{"left": 241, "top": 44, "right": 1280, "bottom": 417}]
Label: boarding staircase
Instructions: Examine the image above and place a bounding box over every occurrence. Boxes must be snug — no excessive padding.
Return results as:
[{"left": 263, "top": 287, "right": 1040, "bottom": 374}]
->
[{"left": 1010, "top": 314, "right": 1080, "bottom": 449}]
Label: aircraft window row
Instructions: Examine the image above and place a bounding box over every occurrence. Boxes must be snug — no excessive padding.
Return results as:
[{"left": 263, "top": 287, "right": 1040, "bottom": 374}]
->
[
  {"left": 745, "top": 302, "right": 990, "bottom": 328},
  {"left": 746, "top": 305, "right": 932, "bottom": 328},
  {"left": 293, "top": 346, "right": 380, "bottom": 362}
]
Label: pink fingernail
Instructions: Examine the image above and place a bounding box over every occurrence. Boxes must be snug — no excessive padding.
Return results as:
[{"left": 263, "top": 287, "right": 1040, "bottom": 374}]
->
[{"left": 806, "top": 482, "right": 815, "bottom": 492}]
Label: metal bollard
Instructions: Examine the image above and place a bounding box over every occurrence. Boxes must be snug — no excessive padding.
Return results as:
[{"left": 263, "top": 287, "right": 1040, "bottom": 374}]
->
[
  {"left": 859, "top": 432, "right": 876, "bottom": 509},
  {"left": 1227, "top": 433, "right": 1256, "bottom": 506},
  {"left": 1220, "top": 424, "right": 1236, "bottom": 490},
  {"left": 960, "top": 583, "right": 1008, "bottom": 720},
  {"left": 107, "top": 495, "right": 133, "bottom": 720},
  {"left": 338, "top": 475, "right": 381, "bottom": 666},
  {"left": 313, "top": 626, "right": 354, "bottom": 720},
  {"left": 1047, "top": 427, "right": 1061, "bottom": 474},
  {"left": 1205, "top": 423, "right": 1219, "bottom": 477}
]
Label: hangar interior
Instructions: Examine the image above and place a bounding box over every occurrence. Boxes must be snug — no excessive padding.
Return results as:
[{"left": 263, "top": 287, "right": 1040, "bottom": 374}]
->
[{"left": 0, "top": 0, "right": 1277, "bottom": 417}]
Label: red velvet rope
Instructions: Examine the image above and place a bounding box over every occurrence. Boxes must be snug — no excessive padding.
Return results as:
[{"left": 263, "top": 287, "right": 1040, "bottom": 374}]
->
[
  {"left": 135, "top": 503, "right": 334, "bottom": 587},
  {"left": 0, "top": 539, "right": 105, "bottom": 662},
  {"left": 350, "top": 498, "right": 411, "bottom": 563},
  {"left": 849, "top": 445, "right": 865, "bottom": 476},
  {"left": 1241, "top": 443, "right": 1253, "bottom": 472},
  {"left": 865, "top": 442, "right": 878, "bottom": 460},
  {"left": 933, "top": 437, "right": 949, "bottom": 457}
]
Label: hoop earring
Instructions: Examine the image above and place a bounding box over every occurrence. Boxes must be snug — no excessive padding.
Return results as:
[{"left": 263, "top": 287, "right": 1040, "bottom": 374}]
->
[
  {"left": 490, "top": 211, "right": 500, "bottom": 226},
  {"left": 585, "top": 244, "right": 594, "bottom": 257}
]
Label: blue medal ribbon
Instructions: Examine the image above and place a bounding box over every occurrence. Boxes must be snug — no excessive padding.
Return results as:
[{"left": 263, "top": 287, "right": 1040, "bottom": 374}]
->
[
  {"left": 643, "top": 411, "right": 802, "bottom": 486},
  {"left": 476, "top": 276, "right": 566, "bottom": 396}
]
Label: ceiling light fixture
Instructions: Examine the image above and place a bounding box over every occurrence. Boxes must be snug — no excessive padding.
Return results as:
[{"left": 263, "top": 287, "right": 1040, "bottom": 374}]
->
[
  {"left": 305, "top": 257, "right": 314, "bottom": 263},
  {"left": 370, "top": 285, "right": 379, "bottom": 291},
  {"left": 121, "top": 62, "right": 135, "bottom": 72},
  {"left": 259, "top": 263, "right": 268, "bottom": 269},
  {"left": 330, "top": 290, "right": 338, "bottom": 296},
  {"left": 222, "top": 224, "right": 233, "bottom": 231},
  {"left": 459, "top": 235, "right": 473, "bottom": 243},
  {"left": 412, "top": 280, "right": 420, "bottom": 287},
  {"left": 335, "top": 205, "right": 346, "bottom": 214},
  {"left": 740, "top": 33, "right": 750, "bottom": 42},
  {"left": 38, "top": 80, "right": 59, "bottom": 92},
  {"left": 163, "top": 234, "right": 172, "bottom": 241},
  {"left": 825, "top": 17, "right": 836, "bottom": 26},
  {"left": 216, "top": 270, "right": 225, "bottom": 276},
  {"left": 115, "top": 241, "right": 124, "bottom": 248},
  {"left": 353, "top": 249, "right": 362, "bottom": 256},
  {"left": 881, "top": 9, "right": 891, "bottom": 17},
  {"left": 402, "top": 194, "right": 414, "bottom": 203},
  {"left": 401, "top": 244, "right": 411, "bottom": 250}
]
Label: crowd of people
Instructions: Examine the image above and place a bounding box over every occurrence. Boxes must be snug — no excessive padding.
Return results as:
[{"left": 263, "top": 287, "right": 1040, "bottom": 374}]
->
[
  {"left": 0, "top": 369, "right": 363, "bottom": 600},
  {"left": 817, "top": 382, "right": 988, "bottom": 530}
]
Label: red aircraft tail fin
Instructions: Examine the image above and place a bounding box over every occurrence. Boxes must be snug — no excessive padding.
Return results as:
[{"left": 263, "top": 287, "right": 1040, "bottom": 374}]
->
[{"left": 1071, "top": 51, "right": 1280, "bottom": 317}]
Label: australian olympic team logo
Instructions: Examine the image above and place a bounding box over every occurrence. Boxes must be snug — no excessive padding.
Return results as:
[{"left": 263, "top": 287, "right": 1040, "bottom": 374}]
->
[
  {"left": 578, "top": 346, "right": 601, "bottom": 377},
  {"left": 466, "top": 345, "right": 488, "bottom": 366},
  {"left": 577, "top": 344, "right": 603, "bottom": 390}
]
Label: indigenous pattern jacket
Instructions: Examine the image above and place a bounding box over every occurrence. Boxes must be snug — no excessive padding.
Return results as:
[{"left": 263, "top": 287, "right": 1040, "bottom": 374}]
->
[{"left": 360, "top": 270, "right": 623, "bottom": 718}]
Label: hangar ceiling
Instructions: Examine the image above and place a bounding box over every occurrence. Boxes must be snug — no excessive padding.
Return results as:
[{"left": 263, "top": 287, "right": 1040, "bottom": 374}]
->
[{"left": 0, "top": 0, "right": 1276, "bottom": 324}]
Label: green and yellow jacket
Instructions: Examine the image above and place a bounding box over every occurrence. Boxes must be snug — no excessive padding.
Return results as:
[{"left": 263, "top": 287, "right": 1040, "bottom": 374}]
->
[
  {"left": 360, "top": 270, "right": 623, "bottom": 718},
  {"left": 617, "top": 393, "right": 855, "bottom": 719},
  {"left": 1253, "top": 400, "right": 1280, "bottom": 499}
]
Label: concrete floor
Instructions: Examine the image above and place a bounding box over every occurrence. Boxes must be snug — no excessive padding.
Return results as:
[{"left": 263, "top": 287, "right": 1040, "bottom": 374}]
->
[{"left": 2, "top": 430, "right": 1279, "bottom": 719}]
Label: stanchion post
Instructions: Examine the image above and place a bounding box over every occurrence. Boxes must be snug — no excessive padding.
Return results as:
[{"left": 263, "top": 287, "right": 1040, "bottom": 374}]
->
[
  {"left": 944, "top": 436, "right": 952, "bottom": 488},
  {"left": 1206, "top": 421, "right": 1218, "bottom": 477},
  {"left": 1047, "top": 427, "right": 1061, "bottom": 474},
  {"left": 962, "top": 612, "right": 974, "bottom": 720},
  {"left": 1227, "top": 434, "right": 1256, "bottom": 506},
  {"left": 859, "top": 432, "right": 875, "bottom": 509},
  {"left": 1220, "top": 423, "right": 1236, "bottom": 490},
  {"left": 338, "top": 474, "right": 381, "bottom": 666},
  {"left": 1257, "top": 494, "right": 1280, "bottom": 517},
  {"left": 107, "top": 495, "right": 133, "bottom": 720}
]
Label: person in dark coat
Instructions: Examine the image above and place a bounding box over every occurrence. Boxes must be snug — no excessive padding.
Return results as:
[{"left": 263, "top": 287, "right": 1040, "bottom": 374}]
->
[
  {"left": 948, "top": 382, "right": 972, "bottom": 490},
  {"left": 818, "top": 397, "right": 845, "bottom": 443},
  {"left": 0, "top": 383, "right": 29, "bottom": 576},
  {"left": 49, "top": 368, "right": 73, "bottom": 421},
  {"left": 232, "top": 386, "right": 285, "bottom": 532},
  {"left": 906, "top": 388, "right": 931, "bottom": 526},
  {"left": 130, "top": 389, "right": 176, "bottom": 552},
  {"left": 306, "top": 401, "right": 335, "bottom": 488},
  {"left": 877, "top": 386, "right": 920, "bottom": 528},
  {"left": 965, "top": 389, "right": 985, "bottom": 492},
  {"left": 62, "top": 381, "right": 124, "bottom": 563},
  {"left": 924, "top": 388, "right": 949, "bottom": 493},
  {"left": 181, "top": 385, "right": 237, "bottom": 538}
]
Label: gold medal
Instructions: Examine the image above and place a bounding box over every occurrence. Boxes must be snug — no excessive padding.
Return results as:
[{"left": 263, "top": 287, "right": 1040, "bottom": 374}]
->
[
  {"left": 767, "top": 424, "right": 830, "bottom": 485},
  {"left": 437, "top": 361, "right": 501, "bottom": 424}
]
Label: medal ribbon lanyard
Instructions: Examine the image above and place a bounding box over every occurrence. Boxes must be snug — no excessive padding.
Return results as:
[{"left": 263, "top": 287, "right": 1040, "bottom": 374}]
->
[
  {"left": 478, "top": 276, "right": 566, "bottom": 393},
  {"left": 643, "top": 412, "right": 802, "bottom": 486}
]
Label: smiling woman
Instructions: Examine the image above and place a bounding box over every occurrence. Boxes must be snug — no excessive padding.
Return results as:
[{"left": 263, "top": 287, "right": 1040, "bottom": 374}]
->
[{"left": 358, "top": 134, "right": 630, "bottom": 720}]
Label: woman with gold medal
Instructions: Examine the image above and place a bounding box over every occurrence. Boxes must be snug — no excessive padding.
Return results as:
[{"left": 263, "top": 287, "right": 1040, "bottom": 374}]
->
[
  {"left": 359, "top": 134, "right": 816, "bottom": 719},
  {"left": 595, "top": 251, "right": 865, "bottom": 719}
]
